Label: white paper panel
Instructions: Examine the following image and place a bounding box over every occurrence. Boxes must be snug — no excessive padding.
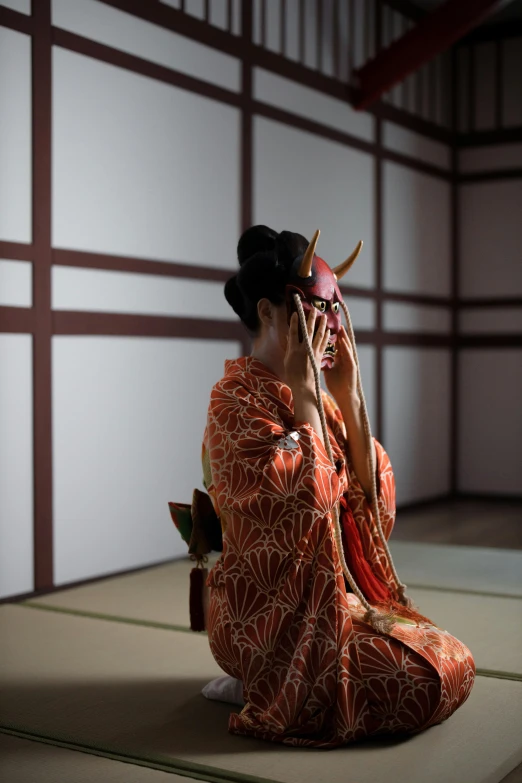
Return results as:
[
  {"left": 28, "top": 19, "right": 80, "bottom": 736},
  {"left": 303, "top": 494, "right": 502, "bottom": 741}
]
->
[
  {"left": 383, "top": 122, "right": 451, "bottom": 170},
  {"left": 163, "top": 2, "right": 243, "bottom": 37},
  {"left": 383, "top": 162, "right": 451, "bottom": 297},
  {"left": 322, "top": 345, "right": 376, "bottom": 433},
  {"left": 231, "top": 0, "right": 241, "bottom": 36},
  {"left": 252, "top": 0, "right": 300, "bottom": 60},
  {"left": 284, "top": 0, "right": 300, "bottom": 63},
  {"left": 185, "top": 0, "right": 204, "bottom": 18},
  {"left": 0, "top": 28, "right": 31, "bottom": 244},
  {"left": 254, "top": 117, "right": 375, "bottom": 289},
  {"left": 255, "top": 0, "right": 340, "bottom": 72},
  {"left": 0, "top": 335, "right": 33, "bottom": 599},
  {"left": 52, "top": 337, "right": 241, "bottom": 584},
  {"left": 342, "top": 296, "right": 376, "bottom": 330},
  {"left": 52, "top": 49, "right": 240, "bottom": 268},
  {"left": 355, "top": 345, "right": 376, "bottom": 433},
  {"left": 320, "top": 0, "right": 335, "bottom": 78},
  {"left": 52, "top": 0, "right": 240, "bottom": 92},
  {"left": 52, "top": 267, "right": 237, "bottom": 320},
  {"left": 0, "top": 260, "right": 32, "bottom": 307},
  {"left": 384, "top": 348, "right": 451, "bottom": 505},
  {"left": 458, "top": 350, "right": 522, "bottom": 495},
  {"left": 337, "top": 0, "right": 351, "bottom": 82},
  {"left": 460, "top": 308, "right": 522, "bottom": 334},
  {"left": 254, "top": 69, "right": 375, "bottom": 142},
  {"left": 303, "top": 0, "right": 318, "bottom": 71},
  {"left": 209, "top": 0, "right": 229, "bottom": 31},
  {"left": 352, "top": 0, "right": 367, "bottom": 70},
  {"left": 384, "top": 302, "right": 452, "bottom": 334},
  {"left": 460, "top": 181, "right": 522, "bottom": 298},
  {"left": 459, "top": 143, "right": 522, "bottom": 174},
  {"left": 264, "top": 0, "right": 281, "bottom": 53},
  {"left": 0, "top": 0, "right": 30, "bottom": 11}
]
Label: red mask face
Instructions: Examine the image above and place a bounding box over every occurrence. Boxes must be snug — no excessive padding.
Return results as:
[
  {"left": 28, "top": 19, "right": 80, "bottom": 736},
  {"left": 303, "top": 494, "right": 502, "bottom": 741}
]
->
[{"left": 285, "top": 255, "right": 343, "bottom": 370}]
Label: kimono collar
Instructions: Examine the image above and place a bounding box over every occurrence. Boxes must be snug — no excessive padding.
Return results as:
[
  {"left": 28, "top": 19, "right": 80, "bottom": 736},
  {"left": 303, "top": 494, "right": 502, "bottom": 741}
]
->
[{"left": 222, "top": 356, "right": 294, "bottom": 414}]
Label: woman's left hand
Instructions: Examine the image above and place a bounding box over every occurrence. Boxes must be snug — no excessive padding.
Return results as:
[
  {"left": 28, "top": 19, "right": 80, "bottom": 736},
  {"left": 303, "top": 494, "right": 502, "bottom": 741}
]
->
[{"left": 323, "top": 325, "right": 359, "bottom": 405}]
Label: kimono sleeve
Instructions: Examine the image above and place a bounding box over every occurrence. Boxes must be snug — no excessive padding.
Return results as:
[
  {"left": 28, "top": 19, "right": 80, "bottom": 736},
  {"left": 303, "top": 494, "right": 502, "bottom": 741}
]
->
[{"left": 206, "top": 383, "right": 343, "bottom": 550}]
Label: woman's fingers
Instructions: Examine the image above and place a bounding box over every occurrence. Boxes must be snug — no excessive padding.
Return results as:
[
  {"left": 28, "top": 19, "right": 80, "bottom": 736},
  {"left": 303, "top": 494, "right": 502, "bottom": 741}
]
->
[
  {"left": 312, "top": 315, "right": 329, "bottom": 366},
  {"left": 306, "top": 306, "right": 317, "bottom": 341},
  {"left": 320, "top": 321, "right": 330, "bottom": 352},
  {"left": 311, "top": 312, "right": 326, "bottom": 347},
  {"left": 320, "top": 329, "right": 331, "bottom": 361}
]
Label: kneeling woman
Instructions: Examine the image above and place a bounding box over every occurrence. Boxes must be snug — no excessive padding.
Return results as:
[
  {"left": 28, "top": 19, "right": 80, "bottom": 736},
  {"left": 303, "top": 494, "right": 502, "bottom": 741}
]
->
[{"left": 203, "top": 225, "right": 475, "bottom": 747}]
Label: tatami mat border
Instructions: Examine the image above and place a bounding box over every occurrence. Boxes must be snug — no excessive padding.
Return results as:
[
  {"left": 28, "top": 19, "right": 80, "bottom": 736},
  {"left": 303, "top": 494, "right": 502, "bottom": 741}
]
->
[
  {"left": 18, "top": 602, "right": 522, "bottom": 683},
  {"left": 405, "top": 584, "right": 522, "bottom": 601},
  {"left": 22, "top": 601, "right": 199, "bottom": 635},
  {"left": 0, "top": 726, "right": 282, "bottom": 783},
  {"left": 471, "top": 669, "right": 522, "bottom": 683}
]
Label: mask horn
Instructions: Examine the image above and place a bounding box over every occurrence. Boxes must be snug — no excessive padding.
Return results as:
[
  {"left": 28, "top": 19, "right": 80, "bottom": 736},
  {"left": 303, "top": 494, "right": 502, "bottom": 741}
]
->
[
  {"left": 298, "top": 229, "right": 320, "bottom": 278},
  {"left": 332, "top": 240, "right": 363, "bottom": 281}
]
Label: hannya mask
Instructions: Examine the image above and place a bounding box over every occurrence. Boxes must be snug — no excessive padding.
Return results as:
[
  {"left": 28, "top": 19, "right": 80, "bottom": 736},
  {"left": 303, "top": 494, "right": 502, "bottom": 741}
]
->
[{"left": 285, "top": 230, "right": 363, "bottom": 369}]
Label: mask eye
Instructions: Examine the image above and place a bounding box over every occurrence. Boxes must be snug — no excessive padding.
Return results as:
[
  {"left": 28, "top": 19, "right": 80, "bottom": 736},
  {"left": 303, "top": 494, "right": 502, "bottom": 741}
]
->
[
  {"left": 332, "top": 302, "right": 339, "bottom": 314},
  {"left": 312, "top": 299, "right": 326, "bottom": 313}
]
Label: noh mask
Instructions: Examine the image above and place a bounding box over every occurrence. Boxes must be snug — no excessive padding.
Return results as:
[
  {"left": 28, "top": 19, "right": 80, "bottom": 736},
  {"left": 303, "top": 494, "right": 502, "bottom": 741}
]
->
[{"left": 285, "top": 230, "right": 363, "bottom": 369}]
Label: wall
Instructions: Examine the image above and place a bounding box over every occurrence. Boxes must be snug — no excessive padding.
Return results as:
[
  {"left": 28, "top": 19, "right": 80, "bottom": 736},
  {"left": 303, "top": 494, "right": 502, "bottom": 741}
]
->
[
  {"left": 458, "top": 145, "right": 522, "bottom": 496},
  {"left": 455, "top": 28, "right": 522, "bottom": 497},
  {"left": 1, "top": 0, "right": 454, "bottom": 598},
  {"left": 457, "top": 36, "right": 522, "bottom": 133},
  {"left": 0, "top": 15, "right": 34, "bottom": 599},
  {"left": 0, "top": 0, "right": 245, "bottom": 597}
]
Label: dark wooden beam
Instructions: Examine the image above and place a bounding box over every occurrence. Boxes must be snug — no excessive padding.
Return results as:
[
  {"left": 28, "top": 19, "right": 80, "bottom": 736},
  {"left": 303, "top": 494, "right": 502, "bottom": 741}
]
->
[
  {"left": 382, "top": 0, "right": 426, "bottom": 23},
  {"left": 353, "top": 0, "right": 511, "bottom": 110},
  {"left": 457, "top": 125, "right": 522, "bottom": 145},
  {"left": 459, "top": 18, "right": 522, "bottom": 44}
]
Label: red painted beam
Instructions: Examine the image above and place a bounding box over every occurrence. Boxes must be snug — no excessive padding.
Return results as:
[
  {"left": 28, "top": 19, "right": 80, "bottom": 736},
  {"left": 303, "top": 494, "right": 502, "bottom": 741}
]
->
[{"left": 353, "top": 0, "right": 511, "bottom": 110}]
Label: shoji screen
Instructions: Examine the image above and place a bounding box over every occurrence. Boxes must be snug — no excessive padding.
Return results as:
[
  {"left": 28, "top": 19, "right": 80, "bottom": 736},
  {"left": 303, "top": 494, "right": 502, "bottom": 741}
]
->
[
  {"left": 382, "top": 140, "right": 452, "bottom": 506},
  {"left": 0, "top": 22, "right": 33, "bottom": 599}
]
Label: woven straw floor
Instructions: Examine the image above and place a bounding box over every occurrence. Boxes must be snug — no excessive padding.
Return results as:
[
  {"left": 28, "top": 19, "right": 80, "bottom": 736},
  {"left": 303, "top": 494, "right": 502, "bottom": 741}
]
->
[{"left": 1, "top": 542, "right": 521, "bottom": 783}]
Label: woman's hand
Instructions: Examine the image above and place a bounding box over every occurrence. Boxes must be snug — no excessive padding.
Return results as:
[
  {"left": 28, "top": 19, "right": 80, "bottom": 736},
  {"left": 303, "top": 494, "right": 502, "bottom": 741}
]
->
[
  {"left": 324, "top": 326, "right": 377, "bottom": 496},
  {"left": 323, "top": 325, "right": 359, "bottom": 407},
  {"left": 284, "top": 307, "right": 329, "bottom": 394}
]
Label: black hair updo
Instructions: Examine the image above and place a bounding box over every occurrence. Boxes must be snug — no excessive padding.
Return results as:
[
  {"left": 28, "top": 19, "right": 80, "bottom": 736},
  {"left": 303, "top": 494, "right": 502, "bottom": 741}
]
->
[{"left": 224, "top": 225, "right": 309, "bottom": 334}]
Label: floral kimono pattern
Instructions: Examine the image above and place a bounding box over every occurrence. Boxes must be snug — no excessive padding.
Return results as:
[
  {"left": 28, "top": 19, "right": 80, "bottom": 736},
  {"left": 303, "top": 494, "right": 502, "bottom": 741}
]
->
[{"left": 202, "top": 357, "right": 475, "bottom": 747}]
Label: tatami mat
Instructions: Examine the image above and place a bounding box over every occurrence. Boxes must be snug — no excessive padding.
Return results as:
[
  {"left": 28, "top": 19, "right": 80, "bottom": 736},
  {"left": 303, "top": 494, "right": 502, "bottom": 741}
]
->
[
  {"left": 389, "top": 542, "right": 522, "bottom": 597},
  {"left": 0, "top": 734, "right": 191, "bottom": 783},
  {"left": 31, "top": 555, "right": 220, "bottom": 631},
  {"left": 406, "top": 588, "right": 522, "bottom": 676},
  {"left": 30, "top": 550, "right": 522, "bottom": 677},
  {"left": 1, "top": 604, "right": 521, "bottom": 783}
]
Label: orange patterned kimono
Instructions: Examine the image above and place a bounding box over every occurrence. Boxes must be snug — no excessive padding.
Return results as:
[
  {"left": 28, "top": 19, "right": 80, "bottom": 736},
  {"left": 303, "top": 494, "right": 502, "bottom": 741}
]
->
[{"left": 203, "top": 356, "right": 475, "bottom": 747}]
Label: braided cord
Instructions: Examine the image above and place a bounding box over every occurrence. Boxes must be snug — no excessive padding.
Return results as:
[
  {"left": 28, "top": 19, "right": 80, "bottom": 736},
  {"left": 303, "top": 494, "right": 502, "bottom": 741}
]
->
[
  {"left": 293, "top": 294, "right": 395, "bottom": 635},
  {"left": 339, "top": 299, "right": 414, "bottom": 610}
]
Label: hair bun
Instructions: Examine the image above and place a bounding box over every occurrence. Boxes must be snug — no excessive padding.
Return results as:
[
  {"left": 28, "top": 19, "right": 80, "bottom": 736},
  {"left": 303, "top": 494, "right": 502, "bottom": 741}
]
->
[
  {"left": 224, "top": 275, "right": 245, "bottom": 319},
  {"left": 276, "top": 231, "right": 309, "bottom": 267},
  {"left": 226, "top": 225, "right": 303, "bottom": 332},
  {"left": 237, "top": 225, "right": 278, "bottom": 266}
]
